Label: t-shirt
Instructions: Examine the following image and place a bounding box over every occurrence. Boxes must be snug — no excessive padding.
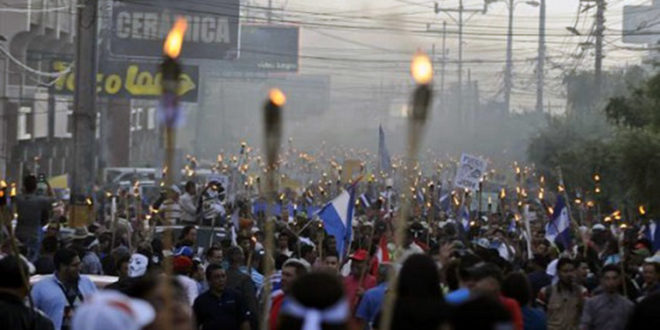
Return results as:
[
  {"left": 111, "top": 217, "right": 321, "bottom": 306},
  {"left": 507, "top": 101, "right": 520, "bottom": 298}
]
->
[
  {"left": 193, "top": 289, "right": 249, "bottom": 330},
  {"left": 355, "top": 282, "right": 387, "bottom": 328},
  {"left": 344, "top": 274, "right": 377, "bottom": 310},
  {"left": 15, "top": 194, "right": 53, "bottom": 239},
  {"left": 521, "top": 306, "right": 548, "bottom": 330},
  {"left": 30, "top": 275, "right": 97, "bottom": 330}
]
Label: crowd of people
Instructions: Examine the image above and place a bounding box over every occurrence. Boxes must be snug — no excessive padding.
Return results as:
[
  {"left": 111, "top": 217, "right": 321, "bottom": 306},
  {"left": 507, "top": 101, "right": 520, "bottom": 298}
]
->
[{"left": 1, "top": 154, "right": 660, "bottom": 330}]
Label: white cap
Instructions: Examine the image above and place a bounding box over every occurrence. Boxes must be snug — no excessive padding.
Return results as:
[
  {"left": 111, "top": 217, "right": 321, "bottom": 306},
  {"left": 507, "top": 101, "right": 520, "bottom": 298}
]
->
[
  {"left": 72, "top": 291, "right": 155, "bottom": 330},
  {"left": 128, "top": 254, "right": 148, "bottom": 278},
  {"left": 385, "top": 178, "right": 394, "bottom": 187}
]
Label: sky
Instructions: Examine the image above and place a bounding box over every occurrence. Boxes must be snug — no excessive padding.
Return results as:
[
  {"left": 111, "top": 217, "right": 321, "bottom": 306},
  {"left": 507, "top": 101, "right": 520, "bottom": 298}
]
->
[{"left": 251, "top": 0, "right": 652, "bottom": 113}]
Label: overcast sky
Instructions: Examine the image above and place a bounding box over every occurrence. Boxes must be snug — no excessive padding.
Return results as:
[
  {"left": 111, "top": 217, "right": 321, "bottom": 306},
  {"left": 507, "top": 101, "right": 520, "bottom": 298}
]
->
[{"left": 257, "top": 0, "right": 650, "bottom": 113}]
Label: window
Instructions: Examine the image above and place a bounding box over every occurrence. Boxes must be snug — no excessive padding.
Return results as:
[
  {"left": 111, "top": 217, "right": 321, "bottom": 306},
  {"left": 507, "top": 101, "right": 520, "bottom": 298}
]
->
[{"left": 17, "top": 106, "right": 32, "bottom": 140}]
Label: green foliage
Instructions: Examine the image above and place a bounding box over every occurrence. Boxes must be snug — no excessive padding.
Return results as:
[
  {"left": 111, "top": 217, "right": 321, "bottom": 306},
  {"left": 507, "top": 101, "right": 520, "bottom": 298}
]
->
[{"left": 529, "top": 66, "right": 660, "bottom": 218}]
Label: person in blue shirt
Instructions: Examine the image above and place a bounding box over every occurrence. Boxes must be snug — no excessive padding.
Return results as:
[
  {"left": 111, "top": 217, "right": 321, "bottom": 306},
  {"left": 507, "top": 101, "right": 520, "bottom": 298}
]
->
[
  {"left": 31, "top": 248, "right": 97, "bottom": 330},
  {"left": 356, "top": 262, "right": 392, "bottom": 330}
]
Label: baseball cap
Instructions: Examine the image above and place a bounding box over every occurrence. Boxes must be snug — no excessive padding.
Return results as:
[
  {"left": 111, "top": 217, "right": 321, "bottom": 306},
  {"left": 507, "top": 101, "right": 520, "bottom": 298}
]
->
[
  {"left": 72, "top": 291, "right": 155, "bottom": 330},
  {"left": 349, "top": 249, "right": 369, "bottom": 262},
  {"left": 173, "top": 255, "right": 193, "bottom": 273}
]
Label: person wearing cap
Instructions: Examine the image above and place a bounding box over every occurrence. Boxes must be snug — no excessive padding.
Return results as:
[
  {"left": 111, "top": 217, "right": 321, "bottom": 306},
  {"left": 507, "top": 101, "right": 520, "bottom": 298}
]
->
[
  {"left": 580, "top": 265, "right": 634, "bottom": 330},
  {"left": 173, "top": 255, "right": 199, "bottom": 305},
  {"left": 193, "top": 264, "right": 250, "bottom": 330},
  {"left": 397, "top": 227, "right": 424, "bottom": 264},
  {"left": 344, "top": 249, "right": 377, "bottom": 312},
  {"left": 31, "top": 247, "right": 98, "bottom": 330},
  {"left": 0, "top": 255, "right": 54, "bottom": 330},
  {"left": 471, "top": 262, "right": 524, "bottom": 330},
  {"left": 80, "top": 235, "right": 103, "bottom": 275},
  {"left": 537, "top": 258, "right": 588, "bottom": 330},
  {"left": 269, "top": 258, "right": 309, "bottom": 330},
  {"left": 71, "top": 291, "right": 155, "bottom": 330}
]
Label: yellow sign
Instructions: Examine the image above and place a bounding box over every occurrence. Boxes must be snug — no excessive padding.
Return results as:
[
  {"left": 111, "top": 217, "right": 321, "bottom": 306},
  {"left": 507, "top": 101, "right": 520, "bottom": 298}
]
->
[{"left": 51, "top": 60, "right": 199, "bottom": 102}]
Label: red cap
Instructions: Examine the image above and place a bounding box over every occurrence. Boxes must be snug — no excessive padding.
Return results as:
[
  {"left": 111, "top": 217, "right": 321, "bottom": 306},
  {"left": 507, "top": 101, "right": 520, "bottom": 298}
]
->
[
  {"left": 349, "top": 249, "right": 369, "bottom": 261},
  {"left": 173, "top": 256, "right": 193, "bottom": 273}
]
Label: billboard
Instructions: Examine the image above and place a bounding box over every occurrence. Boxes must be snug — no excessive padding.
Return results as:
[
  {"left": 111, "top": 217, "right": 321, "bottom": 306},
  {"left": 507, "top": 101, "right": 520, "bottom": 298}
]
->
[
  {"left": 50, "top": 59, "right": 199, "bottom": 102},
  {"left": 238, "top": 24, "right": 299, "bottom": 72},
  {"left": 110, "top": 0, "right": 240, "bottom": 59}
]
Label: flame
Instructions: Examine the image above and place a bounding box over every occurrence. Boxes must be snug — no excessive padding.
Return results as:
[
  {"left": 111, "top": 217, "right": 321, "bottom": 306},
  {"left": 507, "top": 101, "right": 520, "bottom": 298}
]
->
[
  {"left": 500, "top": 188, "right": 506, "bottom": 199},
  {"left": 488, "top": 196, "right": 492, "bottom": 204},
  {"left": 620, "top": 223, "right": 628, "bottom": 229},
  {"left": 594, "top": 174, "right": 600, "bottom": 182},
  {"left": 595, "top": 186, "right": 601, "bottom": 194},
  {"left": 86, "top": 198, "right": 92, "bottom": 206},
  {"left": 411, "top": 51, "right": 433, "bottom": 84},
  {"left": 547, "top": 206, "right": 554, "bottom": 215},
  {"left": 163, "top": 17, "right": 188, "bottom": 58},
  {"left": 639, "top": 205, "right": 647, "bottom": 215},
  {"left": 269, "top": 88, "right": 286, "bottom": 107},
  {"left": 0, "top": 180, "right": 6, "bottom": 189},
  {"left": 586, "top": 200, "right": 595, "bottom": 208},
  {"left": 538, "top": 189, "right": 544, "bottom": 200},
  {"left": 574, "top": 199, "right": 582, "bottom": 205},
  {"left": 540, "top": 176, "right": 545, "bottom": 184},
  {"left": 10, "top": 183, "right": 16, "bottom": 197},
  {"left": 515, "top": 167, "right": 521, "bottom": 175}
]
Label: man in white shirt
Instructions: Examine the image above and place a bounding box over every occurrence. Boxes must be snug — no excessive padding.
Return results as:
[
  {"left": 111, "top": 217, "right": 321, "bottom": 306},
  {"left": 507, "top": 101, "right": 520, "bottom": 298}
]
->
[{"left": 179, "top": 181, "right": 198, "bottom": 224}]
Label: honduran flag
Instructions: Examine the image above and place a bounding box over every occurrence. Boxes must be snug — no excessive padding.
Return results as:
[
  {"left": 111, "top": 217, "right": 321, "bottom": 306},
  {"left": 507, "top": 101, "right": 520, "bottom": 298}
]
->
[
  {"left": 376, "top": 235, "right": 390, "bottom": 263},
  {"left": 318, "top": 187, "right": 356, "bottom": 257},
  {"left": 359, "top": 193, "right": 372, "bottom": 208},
  {"left": 545, "top": 195, "right": 572, "bottom": 249}
]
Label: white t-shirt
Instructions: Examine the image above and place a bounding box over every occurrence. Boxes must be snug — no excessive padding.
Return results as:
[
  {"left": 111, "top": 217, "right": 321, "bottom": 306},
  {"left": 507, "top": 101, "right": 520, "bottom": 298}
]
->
[{"left": 176, "top": 275, "right": 199, "bottom": 305}]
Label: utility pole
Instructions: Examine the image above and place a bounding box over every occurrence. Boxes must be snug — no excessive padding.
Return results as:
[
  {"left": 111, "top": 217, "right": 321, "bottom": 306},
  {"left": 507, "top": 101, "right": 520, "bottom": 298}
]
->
[
  {"left": 504, "top": 0, "right": 513, "bottom": 113},
  {"left": 595, "top": 0, "right": 605, "bottom": 94},
  {"left": 536, "top": 0, "right": 545, "bottom": 113},
  {"left": 433, "top": 1, "right": 483, "bottom": 127},
  {"left": 71, "top": 0, "right": 98, "bottom": 203},
  {"left": 268, "top": 0, "right": 273, "bottom": 23},
  {"left": 441, "top": 21, "right": 447, "bottom": 108}
]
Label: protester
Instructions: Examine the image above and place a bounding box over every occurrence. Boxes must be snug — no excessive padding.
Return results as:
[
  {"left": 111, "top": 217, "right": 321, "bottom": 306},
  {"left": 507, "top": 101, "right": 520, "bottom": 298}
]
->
[
  {"left": 537, "top": 258, "right": 587, "bottom": 330},
  {"left": 343, "top": 249, "right": 377, "bottom": 311},
  {"left": 173, "top": 255, "right": 199, "bottom": 305},
  {"left": 35, "top": 236, "right": 58, "bottom": 275},
  {"left": 391, "top": 254, "right": 448, "bottom": 330},
  {"left": 176, "top": 225, "right": 197, "bottom": 249},
  {"left": 277, "top": 272, "right": 349, "bottom": 330},
  {"left": 638, "top": 261, "right": 660, "bottom": 301},
  {"left": 226, "top": 246, "right": 259, "bottom": 330},
  {"left": 193, "top": 264, "right": 250, "bottom": 330},
  {"left": 0, "top": 255, "right": 55, "bottom": 330},
  {"left": 121, "top": 273, "right": 195, "bottom": 330},
  {"left": 470, "top": 262, "right": 524, "bottom": 330},
  {"left": 14, "top": 175, "right": 54, "bottom": 261},
  {"left": 204, "top": 246, "right": 224, "bottom": 267},
  {"left": 322, "top": 251, "right": 340, "bottom": 274},
  {"left": 180, "top": 181, "right": 198, "bottom": 224},
  {"left": 356, "top": 262, "right": 392, "bottom": 330},
  {"left": 580, "top": 265, "right": 634, "bottom": 330},
  {"left": 159, "top": 186, "right": 182, "bottom": 224},
  {"left": 269, "top": 258, "right": 309, "bottom": 329},
  {"left": 71, "top": 291, "right": 155, "bottom": 330},
  {"left": 502, "top": 271, "right": 548, "bottom": 330},
  {"left": 31, "top": 248, "right": 97, "bottom": 330}
]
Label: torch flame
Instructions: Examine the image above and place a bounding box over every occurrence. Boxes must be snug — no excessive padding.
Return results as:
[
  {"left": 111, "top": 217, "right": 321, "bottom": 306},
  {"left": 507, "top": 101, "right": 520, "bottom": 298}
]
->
[
  {"left": 411, "top": 51, "right": 433, "bottom": 84},
  {"left": 10, "top": 183, "right": 16, "bottom": 197},
  {"left": 0, "top": 180, "right": 6, "bottom": 189},
  {"left": 639, "top": 205, "right": 646, "bottom": 215},
  {"left": 500, "top": 188, "right": 506, "bottom": 199},
  {"left": 163, "top": 17, "right": 187, "bottom": 58},
  {"left": 269, "top": 88, "right": 286, "bottom": 107}
]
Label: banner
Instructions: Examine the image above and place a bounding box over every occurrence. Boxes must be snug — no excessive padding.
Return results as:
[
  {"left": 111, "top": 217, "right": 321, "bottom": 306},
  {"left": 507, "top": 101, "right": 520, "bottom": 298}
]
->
[
  {"left": 110, "top": 0, "right": 240, "bottom": 59},
  {"left": 51, "top": 60, "right": 199, "bottom": 102},
  {"left": 454, "top": 153, "right": 487, "bottom": 191}
]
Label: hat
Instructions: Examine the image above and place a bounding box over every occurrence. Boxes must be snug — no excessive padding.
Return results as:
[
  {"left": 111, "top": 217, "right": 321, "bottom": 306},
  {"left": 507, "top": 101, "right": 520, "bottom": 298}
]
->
[
  {"left": 72, "top": 291, "right": 155, "bottom": 330},
  {"left": 174, "top": 246, "right": 194, "bottom": 258},
  {"left": 349, "top": 249, "right": 369, "bottom": 262},
  {"left": 645, "top": 251, "right": 660, "bottom": 264},
  {"left": 633, "top": 247, "right": 651, "bottom": 258},
  {"left": 592, "top": 224, "right": 606, "bottom": 231},
  {"left": 170, "top": 185, "right": 181, "bottom": 195},
  {"left": 173, "top": 255, "right": 193, "bottom": 273},
  {"left": 72, "top": 227, "right": 93, "bottom": 240},
  {"left": 128, "top": 254, "right": 148, "bottom": 278},
  {"left": 475, "top": 238, "right": 490, "bottom": 249}
]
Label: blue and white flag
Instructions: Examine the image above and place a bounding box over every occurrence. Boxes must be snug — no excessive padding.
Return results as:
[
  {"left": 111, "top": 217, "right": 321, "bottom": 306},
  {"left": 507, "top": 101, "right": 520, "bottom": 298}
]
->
[
  {"left": 359, "top": 193, "right": 371, "bottom": 208},
  {"left": 460, "top": 206, "right": 470, "bottom": 231},
  {"left": 644, "top": 219, "right": 660, "bottom": 253},
  {"left": 378, "top": 125, "right": 392, "bottom": 173},
  {"left": 317, "top": 187, "right": 356, "bottom": 257},
  {"left": 545, "top": 195, "right": 572, "bottom": 248}
]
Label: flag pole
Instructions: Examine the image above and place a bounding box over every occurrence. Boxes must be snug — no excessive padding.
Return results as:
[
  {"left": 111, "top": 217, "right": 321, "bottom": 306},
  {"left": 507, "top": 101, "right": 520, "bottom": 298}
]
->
[{"left": 380, "top": 51, "right": 433, "bottom": 330}]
